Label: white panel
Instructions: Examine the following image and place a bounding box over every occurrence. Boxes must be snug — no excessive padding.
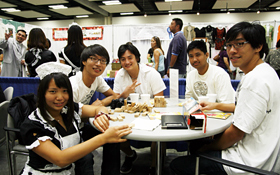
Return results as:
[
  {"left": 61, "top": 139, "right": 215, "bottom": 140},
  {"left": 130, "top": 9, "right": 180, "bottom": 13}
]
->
[
  {"left": 21, "top": 0, "right": 68, "bottom": 5},
  {"left": 213, "top": 0, "right": 256, "bottom": 9},
  {"left": 50, "top": 7, "right": 93, "bottom": 16},
  {"left": 270, "top": 1, "right": 280, "bottom": 7},
  {"left": 155, "top": 1, "right": 193, "bottom": 11},
  {"left": 0, "top": 1, "right": 16, "bottom": 7},
  {"left": 99, "top": 4, "right": 140, "bottom": 13},
  {"left": 6, "top": 10, "right": 50, "bottom": 18},
  {"left": 0, "top": 15, "right": 12, "bottom": 19}
]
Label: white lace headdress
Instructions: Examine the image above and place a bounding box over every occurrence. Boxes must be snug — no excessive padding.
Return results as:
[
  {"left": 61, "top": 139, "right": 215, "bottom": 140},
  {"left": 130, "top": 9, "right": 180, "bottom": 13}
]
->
[{"left": 35, "top": 62, "right": 72, "bottom": 80}]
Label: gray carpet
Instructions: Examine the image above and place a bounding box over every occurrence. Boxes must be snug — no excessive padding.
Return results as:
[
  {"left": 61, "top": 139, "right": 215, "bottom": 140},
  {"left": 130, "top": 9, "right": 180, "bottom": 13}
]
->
[{"left": 0, "top": 143, "right": 188, "bottom": 175}]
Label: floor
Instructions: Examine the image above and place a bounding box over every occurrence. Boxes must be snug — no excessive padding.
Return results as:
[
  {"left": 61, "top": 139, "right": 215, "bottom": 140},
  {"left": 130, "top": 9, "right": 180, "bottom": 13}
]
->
[{"left": 0, "top": 142, "right": 188, "bottom": 175}]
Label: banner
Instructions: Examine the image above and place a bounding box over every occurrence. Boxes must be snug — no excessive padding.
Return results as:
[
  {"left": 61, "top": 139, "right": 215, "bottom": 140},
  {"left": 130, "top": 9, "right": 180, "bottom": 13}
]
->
[
  {"left": 130, "top": 25, "right": 171, "bottom": 40},
  {"left": 52, "top": 26, "right": 104, "bottom": 41}
]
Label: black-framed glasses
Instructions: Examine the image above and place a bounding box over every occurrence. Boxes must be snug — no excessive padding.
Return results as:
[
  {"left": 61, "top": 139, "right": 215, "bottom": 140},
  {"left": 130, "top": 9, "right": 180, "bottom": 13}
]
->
[
  {"left": 89, "top": 56, "right": 107, "bottom": 65},
  {"left": 225, "top": 41, "right": 249, "bottom": 50}
]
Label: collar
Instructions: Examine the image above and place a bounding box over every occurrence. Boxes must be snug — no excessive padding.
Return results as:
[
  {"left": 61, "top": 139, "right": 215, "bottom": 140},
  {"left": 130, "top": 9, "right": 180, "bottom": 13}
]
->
[{"left": 174, "top": 31, "right": 183, "bottom": 36}]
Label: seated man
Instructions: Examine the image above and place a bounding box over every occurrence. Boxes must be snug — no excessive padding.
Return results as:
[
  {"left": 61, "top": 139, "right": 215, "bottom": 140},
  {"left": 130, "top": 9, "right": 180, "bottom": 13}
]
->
[
  {"left": 170, "top": 22, "right": 280, "bottom": 174},
  {"left": 69, "top": 44, "right": 120, "bottom": 175},
  {"left": 185, "top": 40, "right": 235, "bottom": 104},
  {"left": 114, "top": 42, "right": 166, "bottom": 174}
]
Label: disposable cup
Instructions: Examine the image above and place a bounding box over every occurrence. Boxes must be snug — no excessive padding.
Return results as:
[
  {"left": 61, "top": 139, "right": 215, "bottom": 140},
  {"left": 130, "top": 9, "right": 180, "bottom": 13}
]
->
[
  {"left": 207, "top": 94, "right": 217, "bottom": 103},
  {"left": 130, "top": 93, "right": 139, "bottom": 103},
  {"left": 198, "top": 96, "right": 209, "bottom": 103},
  {"left": 141, "top": 94, "right": 150, "bottom": 104}
]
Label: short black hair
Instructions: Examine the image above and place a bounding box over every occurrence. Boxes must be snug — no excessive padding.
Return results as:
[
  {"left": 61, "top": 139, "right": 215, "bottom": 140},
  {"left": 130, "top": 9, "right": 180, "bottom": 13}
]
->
[
  {"left": 276, "top": 39, "right": 280, "bottom": 48},
  {"left": 80, "top": 44, "right": 110, "bottom": 71},
  {"left": 17, "top": 29, "right": 27, "bottom": 37},
  {"left": 187, "top": 40, "right": 207, "bottom": 54},
  {"left": 118, "top": 43, "right": 141, "bottom": 63},
  {"left": 225, "top": 21, "right": 269, "bottom": 58},
  {"left": 172, "top": 18, "right": 183, "bottom": 30}
]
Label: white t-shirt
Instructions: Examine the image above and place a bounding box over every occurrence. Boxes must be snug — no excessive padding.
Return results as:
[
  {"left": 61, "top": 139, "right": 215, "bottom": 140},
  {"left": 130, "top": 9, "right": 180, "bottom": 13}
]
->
[
  {"left": 222, "top": 63, "right": 280, "bottom": 174},
  {"left": 69, "top": 71, "right": 110, "bottom": 104},
  {"left": 185, "top": 64, "right": 235, "bottom": 103},
  {"left": 113, "top": 63, "right": 166, "bottom": 97}
]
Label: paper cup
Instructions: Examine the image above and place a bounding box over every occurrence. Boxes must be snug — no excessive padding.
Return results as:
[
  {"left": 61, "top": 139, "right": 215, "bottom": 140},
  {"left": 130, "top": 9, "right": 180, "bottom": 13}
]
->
[
  {"left": 198, "top": 96, "right": 209, "bottom": 103},
  {"left": 130, "top": 93, "right": 139, "bottom": 103},
  {"left": 207, "top": 94, "right": 217, "bottom": 103},
  {"left": 141, "top": 94, "right": 150, "bottom": 104}
]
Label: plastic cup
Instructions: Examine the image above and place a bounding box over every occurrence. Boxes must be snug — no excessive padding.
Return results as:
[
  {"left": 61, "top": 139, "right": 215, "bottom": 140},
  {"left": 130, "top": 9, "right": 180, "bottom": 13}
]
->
[
  {"left": 141, "top": 94, "right": 150, "bottom": 104},
  {"left": 198, "top": 96, "right": 209, "bottom": 103},
  {"left": 130, "top": 93, "right": 139, "bottom": 103},
  {"left": 207, "top": 94, "right": 217, "bottom": 103}
]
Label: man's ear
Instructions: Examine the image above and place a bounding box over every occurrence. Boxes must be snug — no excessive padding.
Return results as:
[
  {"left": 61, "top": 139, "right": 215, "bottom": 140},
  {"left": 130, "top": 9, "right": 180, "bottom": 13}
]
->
[{"left": 255, "top": 44, "right": 263, "bottom": 53}]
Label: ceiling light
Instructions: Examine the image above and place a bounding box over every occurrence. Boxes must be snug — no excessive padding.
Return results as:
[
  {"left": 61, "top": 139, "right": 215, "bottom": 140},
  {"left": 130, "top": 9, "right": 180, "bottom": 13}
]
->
[
  {"left": 37, "top": 17, "right": 49, "bottom": 20},
  {"left": 1, "top": 8, "right": 21, "bottom": 12},
  {"left": 197, "top": 12, "right": 200, "bottom": 15},
  {"left": 276, "top": 7, "right": 280, "bottom": 10},
  {"left": 257, "top": 10, "right": 260, "bottom": 14},
  {"left": 49, "top": 5, "right": 68, "bottom": 9},
  {"left": 168, "top": 10, "right": 182, "bottom": 13},
  {"left": 76, "top": 15, "right": 89, "bottom": 18},
  {"left": 227, "top": 11, "right": 230, "bottom": 14},
  {"left": 120, "top": 12, "right": 134, "bottom": 15},
  {"left": 165, "top": 0, "right": 182, "bottom": 2},
  {"left": 103, "top": 1, "right": 121, "bottom": 5},
  {"left": 169, "top": 13, "right": 171, "bottom": 16},
  {"left": 144, "top": 13, "right": 147, "bottom": 17}
]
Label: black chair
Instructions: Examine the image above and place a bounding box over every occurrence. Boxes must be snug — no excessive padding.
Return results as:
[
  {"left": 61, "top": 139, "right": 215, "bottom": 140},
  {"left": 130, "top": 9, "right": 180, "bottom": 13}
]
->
[{"left": 195, "top": 152, "right": 279, "bottom": 175}]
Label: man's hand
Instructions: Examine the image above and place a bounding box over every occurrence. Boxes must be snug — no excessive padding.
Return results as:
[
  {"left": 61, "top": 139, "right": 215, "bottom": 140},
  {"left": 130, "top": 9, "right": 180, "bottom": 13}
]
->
[
  {"left": 120, "top": 80, "right": 141, "bottom": 98},
  {"left": 200, "top": 101, "right": 217, "bottom": 111},
  {"left": 93, "top": 114, "right": 110, "bottom": 132},
  {"left": 91, "top": 98, "right": 103, "bottom": 106},
  {"left": 21, "top": 59, "right": 25, "bottom": 65},
  {"left": 5, "top": 32, "right": 12, "bottom": 41}
]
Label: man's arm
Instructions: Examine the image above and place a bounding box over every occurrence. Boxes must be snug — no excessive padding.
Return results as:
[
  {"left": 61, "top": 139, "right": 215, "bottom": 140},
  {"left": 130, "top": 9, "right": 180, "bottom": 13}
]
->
[
  {"left": 200, "top": 101, "right": 235, "bottom": 112},
  {"left": 199, "top": 124, "right": 245, "bottom": 152},
  {"left": 167, "top": 54, "right": 178, "bottom": 76},
  {"left": 223, "top": 57, "right": 231, "bottom": 73},
  {"left": 100, "top": 88, "right": 119, "bottom": 106}
]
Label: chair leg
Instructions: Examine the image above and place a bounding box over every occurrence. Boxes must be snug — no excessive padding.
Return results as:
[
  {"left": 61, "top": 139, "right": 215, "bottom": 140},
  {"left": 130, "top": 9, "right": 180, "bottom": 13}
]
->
[
  {"left": 12, "top": 153, "right": 17, "bottom": 175},
  {"left": 195, "top": 157, "right": 199, "bottom": 175},
  {"left": 5, "top": 133, "right": 13, "bottom": 175}
]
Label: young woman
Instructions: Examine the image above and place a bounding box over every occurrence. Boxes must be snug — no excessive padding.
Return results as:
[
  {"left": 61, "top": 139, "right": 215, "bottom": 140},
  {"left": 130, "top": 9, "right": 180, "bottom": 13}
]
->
[
  {"left": 25, "top": 28, "right": 57, "bottom": 77},
  {"left": 20, "top": 62, "right": 131, "bottom": 175},
  {"left": 151, "top": 36, "right": 165, "bottom": 77},
  {"left": 113, "top": 43, "right": 166, "bottom": 174},
  {"left": 59, "top": 25, "right": 86, "bottom": 76}
]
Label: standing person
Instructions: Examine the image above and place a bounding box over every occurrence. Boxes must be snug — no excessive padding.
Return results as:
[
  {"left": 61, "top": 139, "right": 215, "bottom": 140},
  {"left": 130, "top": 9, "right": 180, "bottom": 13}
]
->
[
  {"left": 69, "top": 44, "right": 121, "bottom": 175},
  {"left": 264, "top": 39, "right": 280, "bottom": 78},
  {"left": 0, "top": 29, "right": 27, "bottom": 77},
  {"left": 147, "top": 48, "right": 153, "bottom": 63},
  {"left": 114, "top": 43, "right": 166, "bottom": 174},
  {"left": 20, "top": 62, "right": 132, "bottom": 175},
  {"left": 166, "top": 18, "right": 187, "bottom": 78},
  {"left": 151, "top": 36, "right": 165, "bottom": 77},
  {"left": 25, "top": 28, "right": 57, "bottom": 77},
  {"left": 185, "top": 40, "right": 235, "bottom": 103},
  {"left": 213, "top": 45, "right": 232, "bottom": 74},
  {"left": 59, "top": 25, "right": 86, "bottom": 77},
  {"left": 170, "top": 22, "right": 280, "bottom": 174}
]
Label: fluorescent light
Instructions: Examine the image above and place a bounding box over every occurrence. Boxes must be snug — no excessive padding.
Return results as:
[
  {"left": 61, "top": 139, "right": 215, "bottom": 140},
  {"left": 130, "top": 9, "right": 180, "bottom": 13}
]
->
[
  {"left": 197, "top": 12, "right": 200, "bottom": 15},
  {"left": 37, "top": 17, "right": 49, "bottom": 20},
  {"left": 276, "top": 7, "right": 280, "bottom": 10},
  {"left": 169, "top": 13, "right": 171, "bottom": 16},
  {"left": 144, "top": 13, "right": 147, "bottom": 17},
  {"left": 120, "top": 12, "right": 134, "bottom": 15},
  {"left": 257, "top": 10, "right": 260, "bottom": 14},
  {"left": 49, "top": 5, "right": 68, "bottom": 9},
  {"left": 168, "top": 10, "right": 182, "bottom": 13},
  {"left": 165, "top": 0, "right": 182, "bottom": 2},
  {"left": 76, "top": 15, "right": 89, "bottom": 18},
  {"left": 1, "top": 8, "right": 21, "bottom": 12},
  {"left": 103, "top": 1, "right": 121, "bottom": 5},
  {"left": 227, "top": 11, "right": 230, "bottom": 14}
]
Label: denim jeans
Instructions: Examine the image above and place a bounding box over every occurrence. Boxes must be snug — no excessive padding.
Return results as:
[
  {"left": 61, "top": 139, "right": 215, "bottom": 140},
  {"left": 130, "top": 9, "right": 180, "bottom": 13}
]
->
[{"left": 170, "top": 150, "right": 227, "bottom": 175}]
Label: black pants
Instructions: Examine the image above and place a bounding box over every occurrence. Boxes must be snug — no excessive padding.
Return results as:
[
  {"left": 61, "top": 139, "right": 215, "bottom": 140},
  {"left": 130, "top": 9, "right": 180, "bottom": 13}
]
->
[{"left": 75, "top": 123, "right": 120, "bottom": 175}]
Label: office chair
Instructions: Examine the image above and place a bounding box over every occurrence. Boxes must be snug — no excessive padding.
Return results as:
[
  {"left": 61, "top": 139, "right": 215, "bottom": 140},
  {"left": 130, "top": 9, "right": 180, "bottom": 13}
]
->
[
  {"left": 195, "top": 152, "right": 279, "bottom": 175},
  {"left": 3, "top": 86, "right": 14, "bottom": 101}
]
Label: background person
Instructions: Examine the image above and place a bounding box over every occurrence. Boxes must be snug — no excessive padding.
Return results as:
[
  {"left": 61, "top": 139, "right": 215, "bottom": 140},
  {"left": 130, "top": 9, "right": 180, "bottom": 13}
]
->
[
  {"left": 59, "top": 25, "right": 86, "bottom": 77},
  {"left": 147, "top": 47, "right": 153, "bottom": 63},
  {"left": 151, "top": 36, "right": 165, "bottom": 77},
  {"left": 0, "top": 29, "right": 27, "bottom": 77},
  {"left": 264, "top": 39, "right": 280, "bottom": 78},
  {"left": 213, "top": 45, "right": 232, "bottom": 74},
  {"left": 20, "top": 62, "right": 131, "bottom": 175},
  {"left": 25, "top": 28, "right": 57, "bottom": 77}
]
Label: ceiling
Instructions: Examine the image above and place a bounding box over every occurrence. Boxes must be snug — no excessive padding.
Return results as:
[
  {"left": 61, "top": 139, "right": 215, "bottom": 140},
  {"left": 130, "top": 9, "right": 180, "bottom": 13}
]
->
[{"left": 0, "top": 0, "right": 279, "bottom": 22}]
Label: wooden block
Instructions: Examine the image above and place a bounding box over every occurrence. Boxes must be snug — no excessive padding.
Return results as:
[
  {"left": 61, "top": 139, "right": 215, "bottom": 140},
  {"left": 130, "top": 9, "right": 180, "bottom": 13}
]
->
[
  {"left": 142, "top": 112, "right": 148, "bottom": 116},
  {"left": 128, "top": 110, "right": 134, "bottom": 114},
  {"left": 117, "top": 116, "right": 123, "bottom": 121},
  {"left": 124, "top": 99, "right": 127, "bottom": 106},
  {"left": 134, "top": 113, "right": 140, "bottom": 117},
  {"left": 154, "top": 109, "right": 160, "bottom": 113},
  {"left": 119, "top": 114, "right": 125, "bottom": 119},
  {"left": 110, "top": 116, "right": 118, "bottom": 121},
  {"left": 109, "top": 111, "right": 114, "bottom": 115},
  {"left": 114, "top": 108, "right": 122, "bottom": 112},
  {"left": 128, "top": 123, "right": 135, "bottom": 128}
]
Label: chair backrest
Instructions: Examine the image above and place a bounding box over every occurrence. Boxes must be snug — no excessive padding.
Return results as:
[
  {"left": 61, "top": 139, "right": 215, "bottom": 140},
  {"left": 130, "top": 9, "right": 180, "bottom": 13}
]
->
[
  {"left": 4, "top": 86, "right": 14, "bottom": 101},
  {"left": 0, "top": 101, "right": 10, "bottom": 146}
]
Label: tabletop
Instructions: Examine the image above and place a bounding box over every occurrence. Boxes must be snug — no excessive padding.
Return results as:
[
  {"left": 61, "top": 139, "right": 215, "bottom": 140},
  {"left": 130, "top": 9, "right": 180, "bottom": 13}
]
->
[{"left": 90, "top": 98, "right": 233, "bottom": 142}]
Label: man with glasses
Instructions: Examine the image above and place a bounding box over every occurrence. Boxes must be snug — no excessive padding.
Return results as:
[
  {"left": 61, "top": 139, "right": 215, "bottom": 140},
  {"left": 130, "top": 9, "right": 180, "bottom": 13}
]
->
[
  {"left": 170, "top": 22, "right": 280, "bottom": 174},
  {"left": 69, "top": 44, "right": 120, "bottom": 175},
  {"left": 0, "top": 29, "right": 27, "bottom": 77}
]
